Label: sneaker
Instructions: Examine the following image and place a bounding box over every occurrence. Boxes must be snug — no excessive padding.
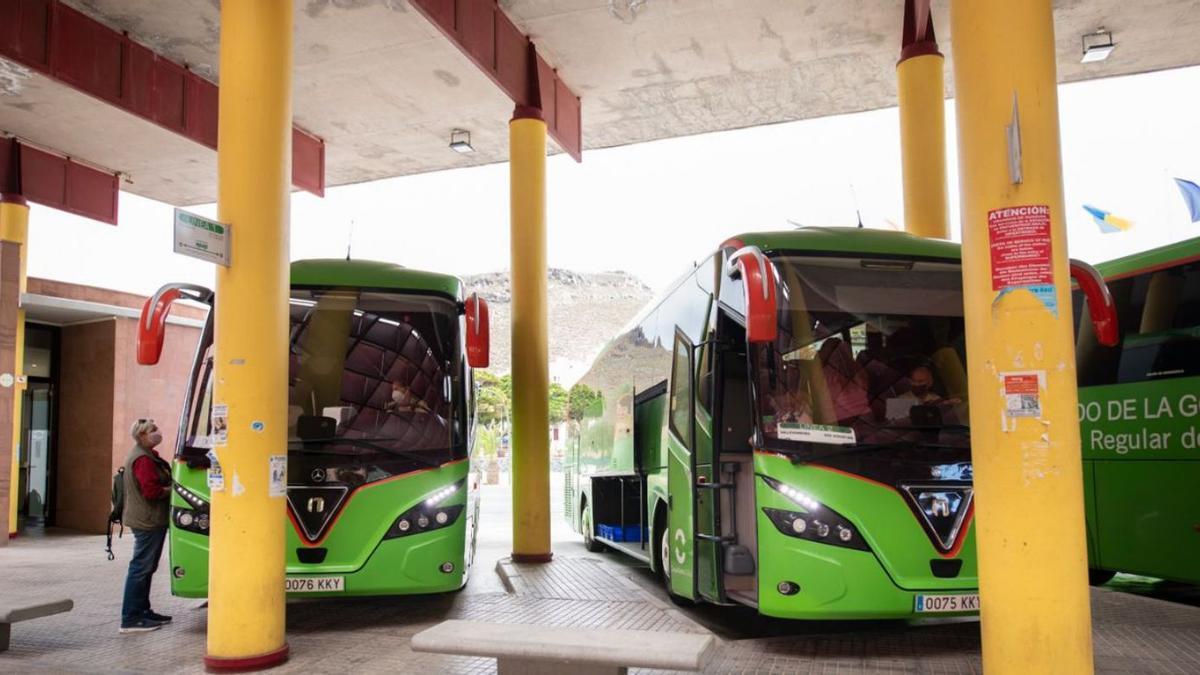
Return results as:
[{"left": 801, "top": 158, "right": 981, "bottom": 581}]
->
[
  {"left": 145, "top": 611, "right": 172, "bottom": 623},
  {"left": 120, "top": 618, "right": 164, "bottom": 634}
]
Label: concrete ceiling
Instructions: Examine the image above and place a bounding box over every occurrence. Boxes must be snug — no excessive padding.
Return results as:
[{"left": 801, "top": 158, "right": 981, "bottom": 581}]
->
[{"left": 2, "top": 0, "right": 1199, "bottom": 207}]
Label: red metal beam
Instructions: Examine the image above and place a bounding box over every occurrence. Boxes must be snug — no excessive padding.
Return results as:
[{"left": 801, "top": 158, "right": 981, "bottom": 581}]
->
[
  {"left": 900, "top": 0, "right": 941, "bottom": 61},
  {"left": 411, "top": 0, "right": 582, "bottom": 162},
  {"left": 0, "top": 136, "right": 120, "bottom": 225},
  {"left": 0, "top": 0, "right": 325, "bottom": 197}
]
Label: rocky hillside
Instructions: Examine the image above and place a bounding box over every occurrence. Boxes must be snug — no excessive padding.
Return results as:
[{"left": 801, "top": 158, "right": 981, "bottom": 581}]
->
[{"left": 462, "top": 269, "right": 653, "bottom": 384}]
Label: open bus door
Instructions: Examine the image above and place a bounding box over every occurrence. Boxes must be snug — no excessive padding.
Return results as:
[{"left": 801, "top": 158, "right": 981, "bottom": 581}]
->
[{"left": 668, "top": 247, "right": 778, "bottom": 602}]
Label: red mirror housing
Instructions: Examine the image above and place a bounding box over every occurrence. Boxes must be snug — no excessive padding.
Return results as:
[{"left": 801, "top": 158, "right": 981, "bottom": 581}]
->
[
  {"left": 465, "top": 292, "right": 490, "bottom": 369},
  {"left": 727, "top": 246, "right": 779, "bottom": 344},
  {"left": 138, "top": 289, "right": 182, "bottom": 365},
  {"left": 1070, "top": 259, "right": 1119, "bottom": 347},
  {"left": 137, "top": 284, "right": 214, "bottom": 365}
]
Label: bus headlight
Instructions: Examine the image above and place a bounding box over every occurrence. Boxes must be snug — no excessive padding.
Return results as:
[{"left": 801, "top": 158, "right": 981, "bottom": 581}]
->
[
  {"left": 172, "top": 483, "right": 211, "bottom": 536},
  {"left": 761, "top": 476, "right": 869, "bottom": 552},
  {"left": 384, "top": 479, "right": 466, "bottom": 540},
  {"left": 172, "top": 506, "right": 209, "bottom": 536}
]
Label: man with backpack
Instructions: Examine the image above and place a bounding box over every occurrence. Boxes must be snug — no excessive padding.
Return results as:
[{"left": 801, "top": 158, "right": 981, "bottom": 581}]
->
[{"left": 119, "top": 419, "right": 174, "bottom": 634}]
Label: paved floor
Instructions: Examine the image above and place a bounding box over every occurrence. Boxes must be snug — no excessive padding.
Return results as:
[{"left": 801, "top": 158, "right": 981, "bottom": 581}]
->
[{"left": 2, "top": 474, "right": 1198, "bottom": 673}]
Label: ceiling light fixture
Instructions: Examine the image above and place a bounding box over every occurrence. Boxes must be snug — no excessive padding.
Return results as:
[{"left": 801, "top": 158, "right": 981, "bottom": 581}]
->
[
  {"left": 449, "top": 129, "right": 474, "bottom": 154},
  {"left": 1081, "top": 29, "right": 1115, "bottom": 63}
]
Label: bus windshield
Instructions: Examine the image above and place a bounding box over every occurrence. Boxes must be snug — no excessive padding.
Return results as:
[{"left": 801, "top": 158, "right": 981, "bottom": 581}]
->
[
  {"left": 751, "top": 256, "right": 969, "bottom": 453},
  {"left": 287, "top": 288, "right": 464, "bottom": 487}
]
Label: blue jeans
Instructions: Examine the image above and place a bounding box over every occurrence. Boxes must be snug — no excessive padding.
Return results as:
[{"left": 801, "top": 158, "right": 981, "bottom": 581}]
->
[{"left": 121, "top": 527, "right": 167, "bottom": 625}]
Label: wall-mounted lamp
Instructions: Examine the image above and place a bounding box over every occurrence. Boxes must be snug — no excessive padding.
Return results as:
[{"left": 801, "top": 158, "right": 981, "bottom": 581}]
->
[
  {"left": 449, "top": 129, "right": 474, "bottom": 154},
  {"left": 1081, "top": 29, "right": 1115, "bottom": 64}
]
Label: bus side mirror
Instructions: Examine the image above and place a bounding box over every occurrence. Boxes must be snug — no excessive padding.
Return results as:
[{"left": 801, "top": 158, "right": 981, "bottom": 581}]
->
[
  {"left": 138, "top": 289, "right": 182, "bottom": 365},
  {"left": 726, "top": 246, "right": 778, "bottom": 343},
  {"left": 465, "top": 292, "right": 490, "bottom": 369},
  {"left": 137, "top": 283, "right": 215, "bottom": 365},
  {"left": 1070, "top": 259, "right": 1119, "bottom": 348}
]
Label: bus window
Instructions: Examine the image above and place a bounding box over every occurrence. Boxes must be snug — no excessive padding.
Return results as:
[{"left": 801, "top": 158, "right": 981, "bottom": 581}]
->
[
  {"left": 1079, "top": 262, "right": 1200, "bottom": 386},
  {"left": 751, "top": 257, "right": 968, "bottom": 452},
  {"left": 288, "top": 289, "right": 465, "bottom": 490},
  {"left": 668, "top": 332, "right": 694, "bottom": 447},
  {"left": 179, "top": 343, "right": 214, "bottom": 464}
]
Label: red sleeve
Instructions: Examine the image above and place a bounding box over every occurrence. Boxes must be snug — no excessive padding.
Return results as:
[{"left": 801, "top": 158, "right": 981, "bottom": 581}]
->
[{"left": 132, "top": 456, "right": 170, "bottom": 500}]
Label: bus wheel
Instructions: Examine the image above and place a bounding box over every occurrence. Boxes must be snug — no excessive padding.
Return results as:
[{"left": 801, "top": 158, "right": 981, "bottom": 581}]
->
[
  {"left": 582, "top": 502, "right": 605, "bottom": 553},
  {"left": 1089, "top": 568, "right": 1117, "bottom": 586},
  {"left": 656, "top": 521, "right": 693, "bottom": 607}
]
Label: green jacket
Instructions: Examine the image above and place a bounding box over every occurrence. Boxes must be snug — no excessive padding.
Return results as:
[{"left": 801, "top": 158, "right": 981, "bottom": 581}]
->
[{"left": 122, "top": 445, "right": 171, "bottom": 530}]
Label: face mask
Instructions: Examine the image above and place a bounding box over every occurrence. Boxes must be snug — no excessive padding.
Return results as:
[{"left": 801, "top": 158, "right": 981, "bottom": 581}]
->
[
  {"left": 147, "top": 431, "right": 163, "bottom": 447},
  {"left": 911, "top": 385, "right": 930, "bottom": 398}
]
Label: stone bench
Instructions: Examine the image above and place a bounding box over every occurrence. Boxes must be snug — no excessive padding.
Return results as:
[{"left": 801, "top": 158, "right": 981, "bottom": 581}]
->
[
  {"left": 412, "top": 619, "right": 714, "bottom": 674},
  {"left": 0, "top": 599, "right": 74, "bottom": 652}
]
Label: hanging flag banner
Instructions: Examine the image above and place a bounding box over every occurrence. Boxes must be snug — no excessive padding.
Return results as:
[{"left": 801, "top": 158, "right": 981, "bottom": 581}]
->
[
  {"left": 1174, "top": 178, "right": 1200, "bottom": 223},
  {"left": 1082, "top": 204, "right": 1133, "bottom": 233},
  {"left": 988, "top": 205, "right": 1057, "bottom": 315}
]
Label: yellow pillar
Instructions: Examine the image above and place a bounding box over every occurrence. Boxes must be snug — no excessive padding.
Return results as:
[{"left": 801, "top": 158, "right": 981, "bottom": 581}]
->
[
  {"left": 897, "top": 51, "right": 949, "bottom": 238},
  {"left": 509, "top": 106, "right": 552, "bottom": 562},
  {"left": 1, "top": 196, "right": 27, "bottom": 540},
  {"left": 951, "top": 1, "right": 1094, "bottom": 673},
  {"left": 204, "top": 0, "right": 292, "bottom": 669}
]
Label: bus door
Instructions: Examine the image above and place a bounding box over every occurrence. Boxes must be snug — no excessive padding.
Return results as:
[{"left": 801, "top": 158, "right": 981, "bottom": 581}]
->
[
  {"left": 693, "top": 303, "right": 726, "bottom": 603},
  {"left": 666, "top": 328, "right": 698, "bottom": 599}
]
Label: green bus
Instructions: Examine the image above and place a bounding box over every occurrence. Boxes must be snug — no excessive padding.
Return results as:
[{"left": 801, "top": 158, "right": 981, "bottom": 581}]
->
[
  {"left": 1074, "top": 237, "right": 1200, "bottom": 586},
  {"left": 564, "top": 227, "right": 1116, "bottom": 619},
  {"left": 137, "top": 259, "right": 490, "bottom": 597}
]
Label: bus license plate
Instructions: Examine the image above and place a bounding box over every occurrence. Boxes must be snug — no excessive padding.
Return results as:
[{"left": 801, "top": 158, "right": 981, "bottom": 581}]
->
[
  {"left": 915, "top": 593, "right": 979, "bottom": 613},
  {"left": 285, "top": 576, "right": 344, "bottom": 593}
]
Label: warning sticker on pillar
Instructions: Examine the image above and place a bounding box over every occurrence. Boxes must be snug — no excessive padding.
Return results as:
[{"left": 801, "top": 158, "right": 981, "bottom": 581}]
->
[
  {"left": 212, "top": 403, "right": 229, "bottom": 446},
  {"left": 988, "top": 204, "right": 1057, "bottom": 314},
  {"left": 207, "top": 449, "right": 225, "bottom": 491},
  {"left": 1002, "top": 370, "right": 1045, "bottom": 418},
  {"left": 269, "top": 455, "right": 287, "bottom": 497}
]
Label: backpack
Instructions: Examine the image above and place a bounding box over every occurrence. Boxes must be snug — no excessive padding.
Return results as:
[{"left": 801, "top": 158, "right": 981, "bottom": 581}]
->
[{"left": 106, "top": 467, "right": 125, "bottom": 560}]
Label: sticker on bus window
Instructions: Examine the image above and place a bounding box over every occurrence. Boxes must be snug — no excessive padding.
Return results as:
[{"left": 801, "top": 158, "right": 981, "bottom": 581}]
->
[
  {"left": 269, "top": 455, "right": 287, "bottom": 497},
  {"left": 1002, "top": 371, "right": 1044, "bottom": 417},
  {"left": 777, "top": 422, "right": 857, "bottom": 445}
]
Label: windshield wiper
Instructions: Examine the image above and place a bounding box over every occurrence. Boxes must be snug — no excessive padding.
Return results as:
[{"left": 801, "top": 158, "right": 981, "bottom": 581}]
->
[{"left": 289, "top": 436, "right": 441, "bottom": 468}]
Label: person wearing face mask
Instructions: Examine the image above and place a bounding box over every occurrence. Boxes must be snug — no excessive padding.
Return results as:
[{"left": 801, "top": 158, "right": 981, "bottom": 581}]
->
[
  {"left": 119, "top": 418, "right": 174, "bottom": 634},
  {"left": 385, "top": 380, "right": 431, "bottom": 414}
]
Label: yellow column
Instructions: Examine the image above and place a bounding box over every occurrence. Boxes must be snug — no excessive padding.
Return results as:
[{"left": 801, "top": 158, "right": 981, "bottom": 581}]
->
[
  {"left": 509, "top": 106, "right": 552, "bottom": 562},
  {"left": 951, "top": 1, "right": 1094, "bottom": 673},
  {"left": 897, "top": 51, "right": 949, "bottom": 238},
  {"left": 205, "top": 0, "right": 292, "bottom": 669},
  {"left": 1, "top": 196, "right": 27, "bottom": 539}
]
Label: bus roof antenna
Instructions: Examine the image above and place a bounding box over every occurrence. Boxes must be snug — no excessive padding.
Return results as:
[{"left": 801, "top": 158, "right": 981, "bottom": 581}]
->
[
  {"left": 850, "top": 184, "right": 864, "bottom": 229},
  {"left": 346, "top": 219, "right": 355, "bottom": 261}
]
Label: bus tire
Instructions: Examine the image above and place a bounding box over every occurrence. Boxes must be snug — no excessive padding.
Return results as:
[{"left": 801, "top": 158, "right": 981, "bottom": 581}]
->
[
  {"left": 581, "top": 500, "right": 605, "bottom": 553},
  {"left": 1088, "top": 568, "right": 1117, "bottom": 586},
  {"left": 655, "top": 510, "right": 693, "bottom": 607}
]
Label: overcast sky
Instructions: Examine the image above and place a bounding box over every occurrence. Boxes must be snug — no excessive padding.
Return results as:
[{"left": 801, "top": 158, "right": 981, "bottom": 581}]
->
[{"left": 27, "top": 64, "right": 1200, "bottom": 296}]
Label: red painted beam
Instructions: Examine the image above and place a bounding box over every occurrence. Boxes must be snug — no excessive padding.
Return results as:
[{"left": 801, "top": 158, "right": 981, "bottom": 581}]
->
[
  {"left": 0, "top": 0, "right": 325, "bottom": 198},
  {"left": 411, "top": 0, "right": 582, "bottom": 162},
  {"left": 1, "top": 136, "right": 120, "bottom": 225},
  {"left": 900, "top": 0, "right": 940, "bottom": 61}
]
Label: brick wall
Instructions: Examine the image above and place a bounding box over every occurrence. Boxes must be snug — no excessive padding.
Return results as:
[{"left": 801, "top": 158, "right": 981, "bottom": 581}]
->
[
  {"left": 55, "top": 321, "right": 116, "bottom": 533},
  {"left": 54, "top": 317, "right": 200, "bottom": 533}
]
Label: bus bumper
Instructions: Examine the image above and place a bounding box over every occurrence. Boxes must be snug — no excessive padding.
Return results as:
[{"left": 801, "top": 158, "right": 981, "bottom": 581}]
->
[
  {"left": 756, "top": 533, "right": 978, "bottom": 620},
  {"left": 168, "top": 521, "right": 469, "bottom": 598}
]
